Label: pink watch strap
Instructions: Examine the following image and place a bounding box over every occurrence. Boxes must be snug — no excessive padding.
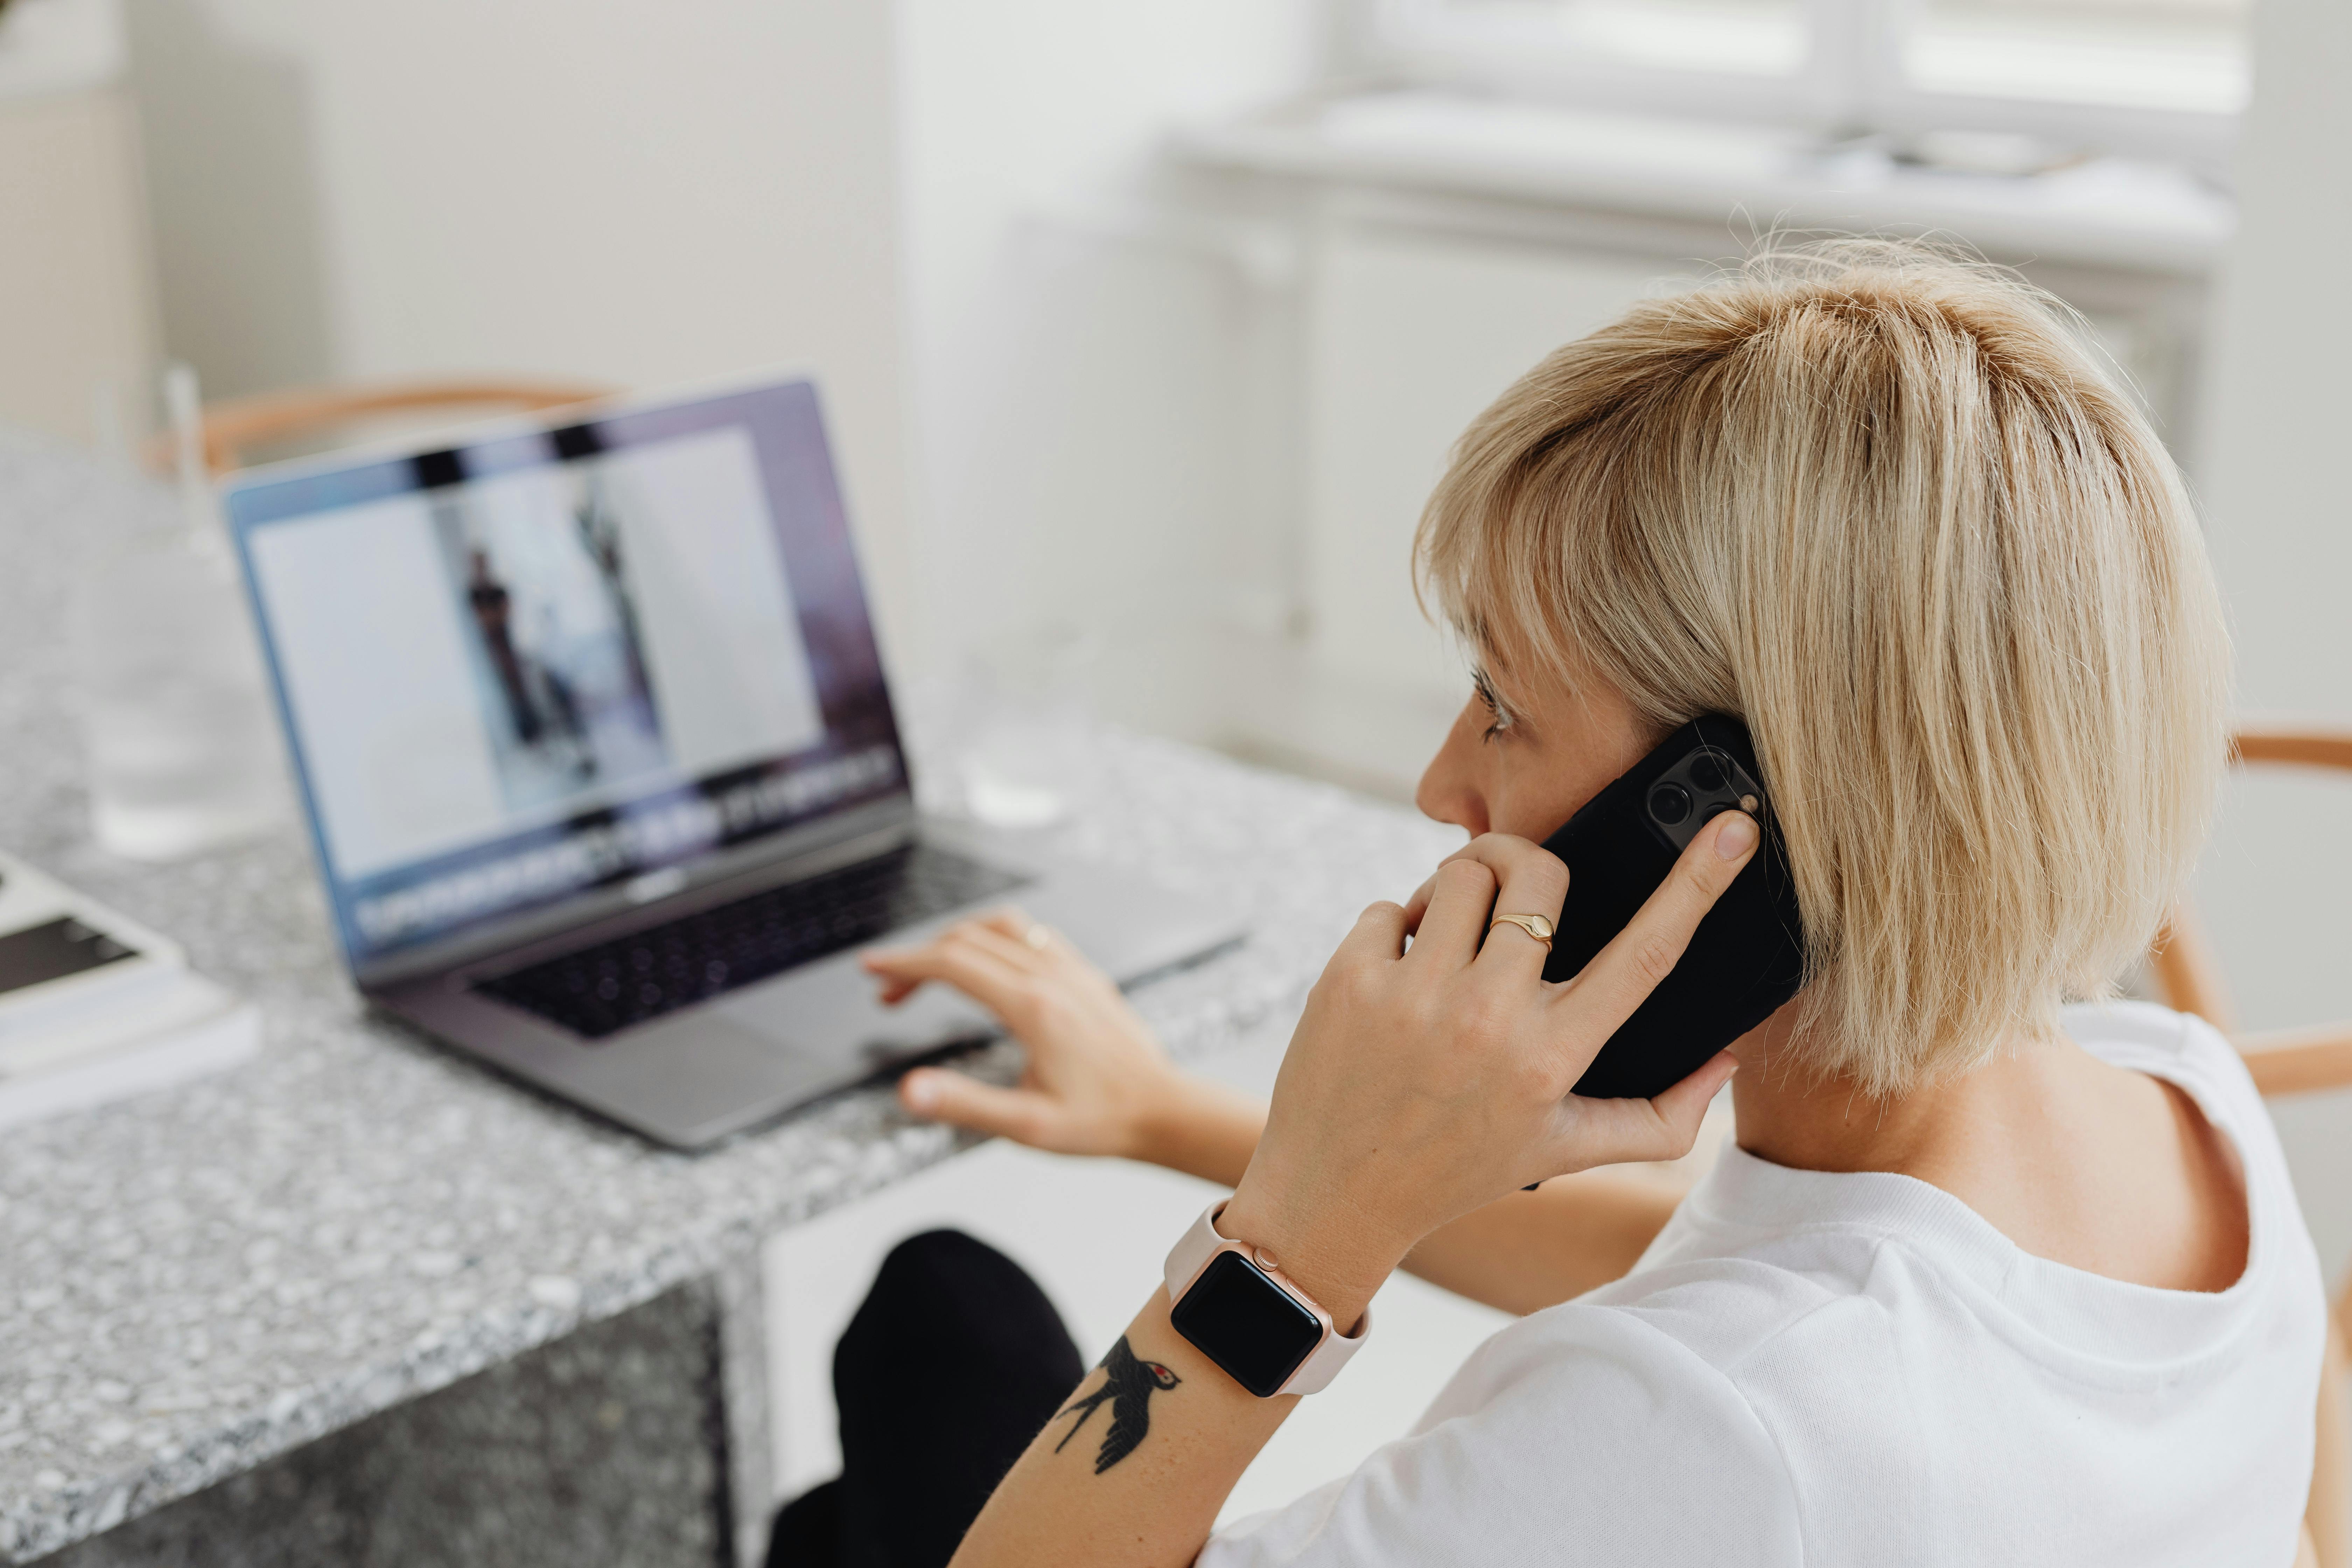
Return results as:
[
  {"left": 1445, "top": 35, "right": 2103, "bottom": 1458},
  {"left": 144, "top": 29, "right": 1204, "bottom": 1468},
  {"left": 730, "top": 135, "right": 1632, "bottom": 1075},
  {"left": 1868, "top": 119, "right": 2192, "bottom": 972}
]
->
[{"left": 1163, "top": 1200, "right": 1370, "bottom": 1396}]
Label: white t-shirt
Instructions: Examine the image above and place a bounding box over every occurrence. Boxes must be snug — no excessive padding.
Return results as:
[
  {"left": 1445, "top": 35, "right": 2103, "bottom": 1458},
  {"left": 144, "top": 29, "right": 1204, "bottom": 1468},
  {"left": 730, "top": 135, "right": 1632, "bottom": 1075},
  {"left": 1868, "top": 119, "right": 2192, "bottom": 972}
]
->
[{"left": 1200, "top": 1003, "right": 2325, "bottom": 1567}]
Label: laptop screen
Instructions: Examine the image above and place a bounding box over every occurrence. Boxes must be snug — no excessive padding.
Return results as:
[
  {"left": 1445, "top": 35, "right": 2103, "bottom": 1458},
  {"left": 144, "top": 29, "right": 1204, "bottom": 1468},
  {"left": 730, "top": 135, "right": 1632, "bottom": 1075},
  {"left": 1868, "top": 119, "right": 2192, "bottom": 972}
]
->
[{"left": 225, "top": 377, "right": 907, "bottom": 971}]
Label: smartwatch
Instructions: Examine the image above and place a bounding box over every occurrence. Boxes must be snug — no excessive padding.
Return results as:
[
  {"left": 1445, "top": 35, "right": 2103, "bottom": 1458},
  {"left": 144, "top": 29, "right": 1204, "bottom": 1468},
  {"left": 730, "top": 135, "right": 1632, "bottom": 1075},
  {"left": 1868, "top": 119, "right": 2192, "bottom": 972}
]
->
[{"left": 1163, "top": 1201, "right": 1370, "bottom": 1398}]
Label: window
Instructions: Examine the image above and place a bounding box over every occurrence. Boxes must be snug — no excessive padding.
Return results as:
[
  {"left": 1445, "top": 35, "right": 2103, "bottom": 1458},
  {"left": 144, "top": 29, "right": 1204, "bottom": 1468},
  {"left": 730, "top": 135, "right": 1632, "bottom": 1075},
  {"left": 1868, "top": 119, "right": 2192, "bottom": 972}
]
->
[
  {"left": 1360, "top": 0, "right": 2247, "bottom": 172},
  {"left": 1905, "top": 0, "right": 2249, "bottom": 114}
]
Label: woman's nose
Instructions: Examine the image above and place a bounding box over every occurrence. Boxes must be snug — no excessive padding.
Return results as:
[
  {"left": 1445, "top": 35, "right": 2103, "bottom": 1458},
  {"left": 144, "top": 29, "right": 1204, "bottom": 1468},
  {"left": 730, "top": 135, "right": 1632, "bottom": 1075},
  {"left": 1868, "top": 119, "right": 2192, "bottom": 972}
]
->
[{"left": 1415, "top": 706, "right": 1489, "bottom": 836}]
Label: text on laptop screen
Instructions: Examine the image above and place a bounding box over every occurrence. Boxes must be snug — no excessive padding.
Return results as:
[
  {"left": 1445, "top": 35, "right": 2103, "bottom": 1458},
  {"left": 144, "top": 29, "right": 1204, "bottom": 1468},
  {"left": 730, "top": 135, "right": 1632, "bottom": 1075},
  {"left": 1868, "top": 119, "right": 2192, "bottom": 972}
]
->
[{"left": 225, "top": 379, "right": 905, "bottom": 969}]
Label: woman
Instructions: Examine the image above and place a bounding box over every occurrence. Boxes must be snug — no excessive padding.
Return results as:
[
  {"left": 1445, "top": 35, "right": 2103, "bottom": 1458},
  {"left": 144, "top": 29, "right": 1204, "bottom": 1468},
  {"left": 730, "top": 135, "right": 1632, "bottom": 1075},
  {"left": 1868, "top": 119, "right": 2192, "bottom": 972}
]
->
[{"left": 788, "top": 241, "right": 2323, "bottom": 1567}]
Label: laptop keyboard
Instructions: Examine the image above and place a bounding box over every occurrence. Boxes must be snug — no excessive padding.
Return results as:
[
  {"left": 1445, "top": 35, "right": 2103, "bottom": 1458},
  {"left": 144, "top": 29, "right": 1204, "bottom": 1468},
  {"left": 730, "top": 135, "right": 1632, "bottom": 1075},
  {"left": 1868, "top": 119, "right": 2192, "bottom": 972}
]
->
[{"left": 475, "top": 842, "right": 1030, "bottom": 1041}]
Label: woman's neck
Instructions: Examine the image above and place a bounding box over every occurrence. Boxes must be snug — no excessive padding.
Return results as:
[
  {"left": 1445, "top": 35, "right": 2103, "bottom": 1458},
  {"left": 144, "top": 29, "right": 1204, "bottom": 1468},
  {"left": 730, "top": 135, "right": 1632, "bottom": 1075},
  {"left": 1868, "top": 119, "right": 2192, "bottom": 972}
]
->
[
  {"left": 1726, "top": 1006, "right": 2047, "bottom": 1178},
  {"left": 1723, "top": 1004, "right": 2249, "bottom": 1292}
]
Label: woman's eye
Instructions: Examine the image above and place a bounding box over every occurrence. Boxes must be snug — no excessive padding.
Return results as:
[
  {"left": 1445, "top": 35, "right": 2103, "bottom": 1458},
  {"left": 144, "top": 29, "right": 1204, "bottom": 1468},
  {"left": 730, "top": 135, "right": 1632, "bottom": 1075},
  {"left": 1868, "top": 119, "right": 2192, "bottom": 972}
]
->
[{"left": 1471, "top": 671, "right": 1513, "bottom": 741}]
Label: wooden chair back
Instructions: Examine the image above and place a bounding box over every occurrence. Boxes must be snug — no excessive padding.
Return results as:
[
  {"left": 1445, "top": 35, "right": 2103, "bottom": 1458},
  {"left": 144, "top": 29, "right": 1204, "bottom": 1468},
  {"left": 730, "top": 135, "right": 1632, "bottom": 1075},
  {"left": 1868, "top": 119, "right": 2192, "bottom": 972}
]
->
[
  {"left": 144, "top": 378, "right": 615, "bottom": 476},
  {"left": 2145, "top": 726, "right": 2352, "bottom": 1568}
]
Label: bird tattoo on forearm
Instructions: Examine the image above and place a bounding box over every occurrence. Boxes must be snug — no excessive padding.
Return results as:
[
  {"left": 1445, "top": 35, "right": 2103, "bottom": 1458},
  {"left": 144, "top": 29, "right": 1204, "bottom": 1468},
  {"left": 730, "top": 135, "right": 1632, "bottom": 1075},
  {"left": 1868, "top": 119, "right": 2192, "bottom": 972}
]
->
[{"left": 1054, "top": 1335, "right": 1181, "bottom": 1475}]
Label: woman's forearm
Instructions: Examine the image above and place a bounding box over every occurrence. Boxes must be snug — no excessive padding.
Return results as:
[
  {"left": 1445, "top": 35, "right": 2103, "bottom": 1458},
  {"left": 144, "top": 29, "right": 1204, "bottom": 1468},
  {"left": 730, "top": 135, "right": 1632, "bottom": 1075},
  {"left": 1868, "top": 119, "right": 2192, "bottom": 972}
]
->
[
  {"left": 950, "top": 1286, "right": 1298, "bottom": 1568},
  {"left": 1402, "top": 1169, "right": 1682, "bottom": 1314},
  {"left": 1129, "top": 1073, "right": 1266, "bottom": 1188},
  {"left": 1126, "top": 1074, "right": 1683, "bottom": 1316}
]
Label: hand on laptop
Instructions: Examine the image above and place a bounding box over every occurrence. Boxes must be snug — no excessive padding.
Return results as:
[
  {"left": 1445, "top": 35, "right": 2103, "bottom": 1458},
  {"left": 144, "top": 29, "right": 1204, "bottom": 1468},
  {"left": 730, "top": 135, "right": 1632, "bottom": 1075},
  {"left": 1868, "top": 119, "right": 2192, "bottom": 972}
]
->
[{"left": 864, "top": 911, "right": 1262, "bottom": 1184}]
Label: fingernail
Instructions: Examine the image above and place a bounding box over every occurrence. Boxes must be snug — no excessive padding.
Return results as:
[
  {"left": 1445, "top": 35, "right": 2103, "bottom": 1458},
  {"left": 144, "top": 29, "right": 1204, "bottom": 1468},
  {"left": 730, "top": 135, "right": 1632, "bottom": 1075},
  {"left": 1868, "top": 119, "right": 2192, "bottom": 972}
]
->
[
  {"left": 902, "top": 1072, "right": 936, "bottom": 1112},
  {"left": 1715, "top": 813, "right": 1757, "bottom": 860}
]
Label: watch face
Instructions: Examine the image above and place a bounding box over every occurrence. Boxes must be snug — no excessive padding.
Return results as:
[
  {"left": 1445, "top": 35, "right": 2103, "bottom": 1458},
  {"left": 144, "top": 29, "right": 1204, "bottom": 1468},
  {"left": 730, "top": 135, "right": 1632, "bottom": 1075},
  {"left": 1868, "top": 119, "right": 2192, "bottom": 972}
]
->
[{"left": 1169, "top": 1250, "right": 1325, "bottom": 1397}]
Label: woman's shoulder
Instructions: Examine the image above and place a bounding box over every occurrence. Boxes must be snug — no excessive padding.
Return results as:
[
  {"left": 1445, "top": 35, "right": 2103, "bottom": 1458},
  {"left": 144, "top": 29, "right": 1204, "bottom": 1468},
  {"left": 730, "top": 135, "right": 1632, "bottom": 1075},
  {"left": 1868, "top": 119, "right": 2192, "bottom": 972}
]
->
[
  {"left": 2060, "top": 998, "right": 2293, "bottom": 1187},
  {"left": 1528, "top": 994, "right": 2315, "bottom": 1406},
  {"left": 2058, "top": 998, "right": 2268, "bottom": 1115},
  {"left": 2059, "top": 998, "right": 2235, "bottom": 1074}
]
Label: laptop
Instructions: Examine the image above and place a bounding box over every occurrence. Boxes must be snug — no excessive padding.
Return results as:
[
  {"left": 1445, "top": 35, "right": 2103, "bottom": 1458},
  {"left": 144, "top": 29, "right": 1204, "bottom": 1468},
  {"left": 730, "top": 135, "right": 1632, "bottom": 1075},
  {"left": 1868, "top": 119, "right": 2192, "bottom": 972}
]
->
[{"left": 222, "top": 373, "right": 1242, "bottom": 1148}]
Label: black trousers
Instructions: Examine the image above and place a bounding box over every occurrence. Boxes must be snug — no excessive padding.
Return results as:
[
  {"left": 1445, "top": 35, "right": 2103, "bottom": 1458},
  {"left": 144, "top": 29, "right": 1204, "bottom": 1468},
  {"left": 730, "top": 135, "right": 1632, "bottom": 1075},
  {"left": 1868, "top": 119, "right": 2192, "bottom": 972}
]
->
[{"left": 765, "top": 1230, "right": 1083, "bottom": 1568}]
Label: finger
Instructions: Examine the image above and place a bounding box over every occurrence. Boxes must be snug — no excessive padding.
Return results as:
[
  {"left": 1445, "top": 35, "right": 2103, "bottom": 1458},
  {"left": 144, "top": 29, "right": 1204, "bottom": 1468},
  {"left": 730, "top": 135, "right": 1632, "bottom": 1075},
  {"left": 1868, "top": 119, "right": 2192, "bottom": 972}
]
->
[
  {"left": 1553, "top": 811, "right": 1758, "bottom": 1040},
  {"left": 1408, "top": 858, "right": 1500, "bottom": 967},
  {"left": 1647, "top": 1048, "right": 1742, "bottom": 1134},
  {"left": 899, "top": 1067, "right": 1057, "bottom": 1144},
  {"left": 860, "top": 937, "right": 1036, "bottom": 1027},
  {"left": 1540, "top": 1050, "right": 1738, "bottom": 1170},
  {"left": 864, "top": 917, "right": 1036, "bottom": 984},
  {"left": 1455, "top": 836, "right": 1568, "bottom": 977},
  {"left": 859, "top": 948, "right": 929, "bottom": 1005},
  {"left": 973, "top": 907, "right": 1061, "bottom": 968},
  {"left": 1334, "top": 899, "right": 1412, "bottom": 965},
  {"left": 1413, "top": 835, "right": 1567, "bottom": 971},
  {"left": 1400, "top": 873, "right": 1439, "bottom": 936},
  {"left": 877, "top": 908, "right": 1051, "bottom": 979},
  {"left": 949, "top": 918, "right": 1061, "bottom": 975}
]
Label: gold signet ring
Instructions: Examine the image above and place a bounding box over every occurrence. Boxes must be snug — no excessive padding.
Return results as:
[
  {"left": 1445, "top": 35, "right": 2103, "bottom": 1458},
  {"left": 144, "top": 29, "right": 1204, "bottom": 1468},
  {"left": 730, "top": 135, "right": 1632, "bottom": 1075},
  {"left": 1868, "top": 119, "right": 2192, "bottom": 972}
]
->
[{"left": 1488, "top": 913, "right": 1555, "bottom": 951}]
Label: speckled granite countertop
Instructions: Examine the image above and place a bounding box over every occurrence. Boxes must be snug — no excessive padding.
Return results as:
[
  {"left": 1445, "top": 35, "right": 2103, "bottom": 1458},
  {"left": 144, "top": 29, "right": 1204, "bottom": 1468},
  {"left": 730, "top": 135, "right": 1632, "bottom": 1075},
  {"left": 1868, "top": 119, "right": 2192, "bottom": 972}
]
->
[{"left": 0, "top": 434, "right": 1460, "bottom": 1560}]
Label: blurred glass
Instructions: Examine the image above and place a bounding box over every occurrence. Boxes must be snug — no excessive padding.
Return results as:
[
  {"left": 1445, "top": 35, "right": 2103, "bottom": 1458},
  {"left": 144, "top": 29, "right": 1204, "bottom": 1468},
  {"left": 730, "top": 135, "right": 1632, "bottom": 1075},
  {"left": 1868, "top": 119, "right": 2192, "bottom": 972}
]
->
[
  {"left": 932, "top": 626, "right": 1102, "bottom": 833},
  {"left": 71, "top": 520, "right": 284, "bottom": 861},
  {"left": 69, "top": 369, "right": 284, "bottom": 862},
  {"left": 1905, "top": 0, "right": 2252, "bottom": 113}
]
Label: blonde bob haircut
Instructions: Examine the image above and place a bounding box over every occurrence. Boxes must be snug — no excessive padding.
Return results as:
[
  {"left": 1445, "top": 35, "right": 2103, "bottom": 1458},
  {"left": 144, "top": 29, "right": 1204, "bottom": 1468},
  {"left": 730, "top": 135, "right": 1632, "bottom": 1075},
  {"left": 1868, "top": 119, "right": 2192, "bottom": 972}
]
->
[{"left": 1416, "top": 239, "right": 2230, "bottom": 1097}]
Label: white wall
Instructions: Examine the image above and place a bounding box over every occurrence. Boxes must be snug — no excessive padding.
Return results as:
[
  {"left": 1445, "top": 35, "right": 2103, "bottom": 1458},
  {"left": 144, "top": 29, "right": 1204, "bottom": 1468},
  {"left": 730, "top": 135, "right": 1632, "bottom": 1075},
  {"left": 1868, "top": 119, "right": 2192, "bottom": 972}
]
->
[
  {"left": 125, "top": 0, "right": 1327, "bottom": 688},
  {"left": 2191, "top": 0, "right": 2352, "bottom": 1274},
  {"left": 0, "top": 84, "right": 157, "bottom": 445},
  {"left": 1297, "top": 227, "right": 1700, "bottom": 785},
  {"left": 896, "top": 0, "right": 1323, "bottom": 696},
  {"left": 122, "top": 0, "right": 915, "bottom": 671}
]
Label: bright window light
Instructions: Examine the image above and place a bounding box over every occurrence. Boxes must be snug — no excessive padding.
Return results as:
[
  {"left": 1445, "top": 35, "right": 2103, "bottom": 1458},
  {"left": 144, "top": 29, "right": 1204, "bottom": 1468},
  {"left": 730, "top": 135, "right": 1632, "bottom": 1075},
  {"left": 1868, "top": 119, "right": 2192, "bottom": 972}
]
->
[
  {"left": 1430, "top": 0, "right": 1809, "bottom": 77},
  {"left": 1908, "top": 0, "right": 2251, "bottom": 113},
  {"left": 1367, "top": 0, "right": 2249, "bottom": 159}
]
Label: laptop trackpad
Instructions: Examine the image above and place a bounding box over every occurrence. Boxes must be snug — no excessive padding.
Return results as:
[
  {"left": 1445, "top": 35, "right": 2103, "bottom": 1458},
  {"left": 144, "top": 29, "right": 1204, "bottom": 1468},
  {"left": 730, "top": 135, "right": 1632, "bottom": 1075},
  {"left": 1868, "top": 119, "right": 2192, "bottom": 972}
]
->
[
  {"left": 717, "top": 958, "right": 997, "bottom": 1072},
  {"left": 572, "top": 1010, "right": 844, "bottom": 1138}
]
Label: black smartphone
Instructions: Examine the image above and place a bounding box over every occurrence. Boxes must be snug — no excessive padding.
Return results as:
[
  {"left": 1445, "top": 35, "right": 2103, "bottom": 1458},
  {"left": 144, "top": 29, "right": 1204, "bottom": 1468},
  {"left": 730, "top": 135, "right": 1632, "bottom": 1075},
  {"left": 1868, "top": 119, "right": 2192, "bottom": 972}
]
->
[{"left": 1534, "top": 714, "right": 1805, "bottom": 1100}]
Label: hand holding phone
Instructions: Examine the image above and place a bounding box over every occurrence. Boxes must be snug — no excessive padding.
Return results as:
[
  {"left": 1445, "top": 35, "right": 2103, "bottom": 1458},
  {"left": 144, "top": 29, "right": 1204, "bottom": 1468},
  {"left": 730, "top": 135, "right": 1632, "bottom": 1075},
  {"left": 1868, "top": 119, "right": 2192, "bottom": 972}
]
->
[{"left": 1537, "top": 715, "right": 1806, "bottom": 1100}]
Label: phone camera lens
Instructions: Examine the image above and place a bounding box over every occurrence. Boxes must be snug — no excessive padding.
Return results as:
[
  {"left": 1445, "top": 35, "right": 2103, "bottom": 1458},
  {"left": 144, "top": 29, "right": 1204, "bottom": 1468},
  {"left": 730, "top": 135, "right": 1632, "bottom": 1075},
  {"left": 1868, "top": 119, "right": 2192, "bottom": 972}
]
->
[
  {"left": 1648, "top": 783, "right": 1693, "bottom": 825},
  {"left": 1687, "top": 752, "right": 1727, "bottom": 792}
]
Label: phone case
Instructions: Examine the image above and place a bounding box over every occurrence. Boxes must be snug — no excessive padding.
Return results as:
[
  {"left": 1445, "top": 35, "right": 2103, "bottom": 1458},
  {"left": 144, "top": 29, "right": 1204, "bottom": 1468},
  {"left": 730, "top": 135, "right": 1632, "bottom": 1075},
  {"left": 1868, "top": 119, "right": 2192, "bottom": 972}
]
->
[{"left": 1536, "top": 715, "right": 1806, "bottom": 1100}]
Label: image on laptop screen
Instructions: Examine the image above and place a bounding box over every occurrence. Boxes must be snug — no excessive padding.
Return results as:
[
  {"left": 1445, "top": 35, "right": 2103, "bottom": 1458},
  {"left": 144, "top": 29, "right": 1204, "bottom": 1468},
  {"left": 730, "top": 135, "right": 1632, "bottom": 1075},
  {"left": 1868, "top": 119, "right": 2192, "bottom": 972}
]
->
[{"left": 224, "top": 378, "right": 906, "bottom": 972}]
